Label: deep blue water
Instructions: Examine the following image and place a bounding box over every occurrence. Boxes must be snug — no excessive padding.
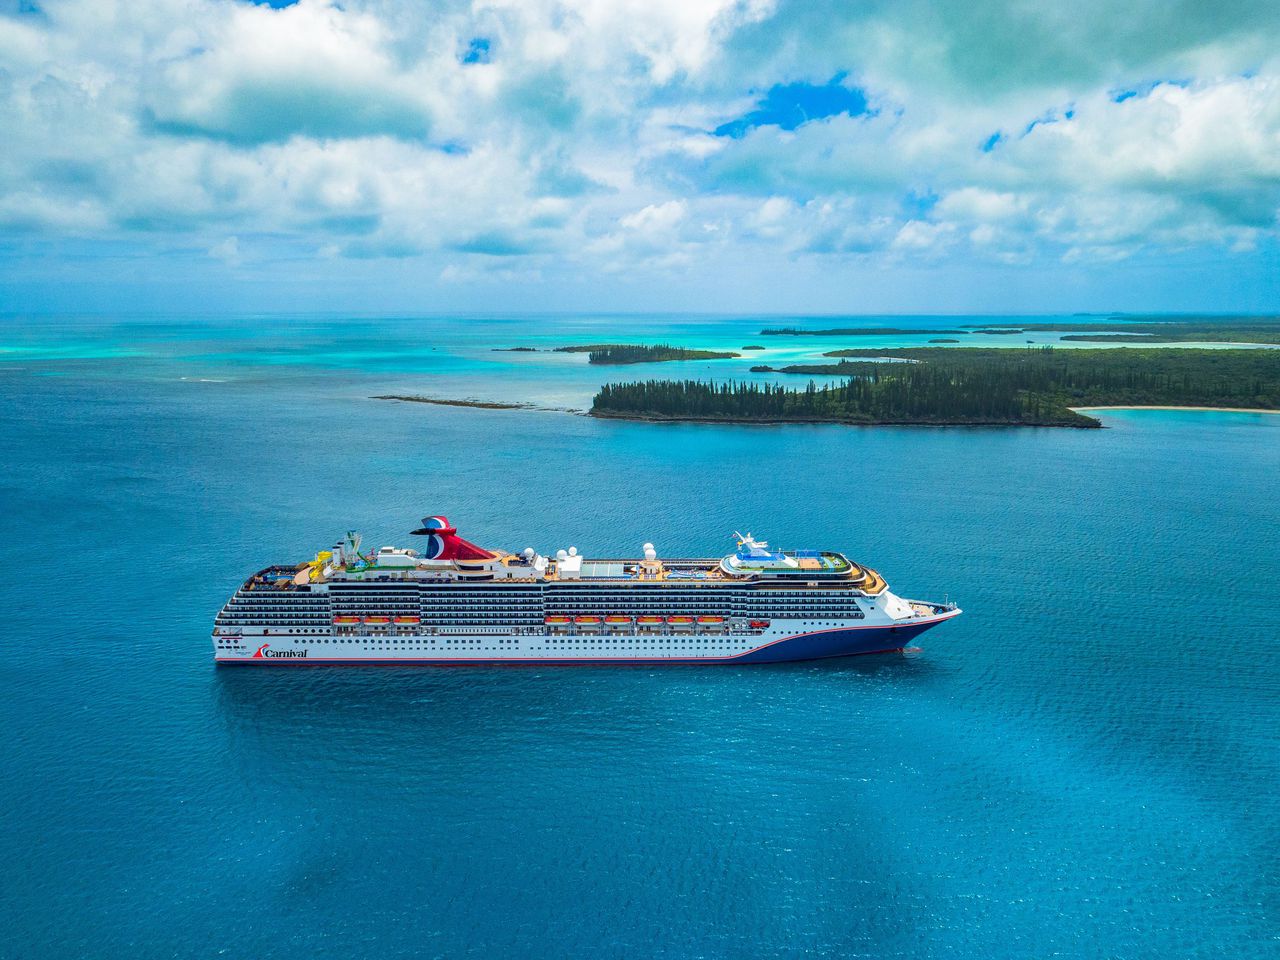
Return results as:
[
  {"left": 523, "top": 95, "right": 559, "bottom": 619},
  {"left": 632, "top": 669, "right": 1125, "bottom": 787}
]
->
[{"left": 1, "top": 316, "right": 1278, "bottom": 959}]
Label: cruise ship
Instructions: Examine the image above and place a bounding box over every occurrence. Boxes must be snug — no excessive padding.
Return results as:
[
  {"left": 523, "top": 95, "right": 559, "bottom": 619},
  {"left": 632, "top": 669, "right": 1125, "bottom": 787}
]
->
[{"left": 213, "top": 517, "right": 960, "bottom": 665}]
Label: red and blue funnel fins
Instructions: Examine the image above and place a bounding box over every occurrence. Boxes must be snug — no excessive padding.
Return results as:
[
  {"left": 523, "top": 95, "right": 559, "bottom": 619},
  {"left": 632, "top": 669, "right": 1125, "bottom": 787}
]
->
[
  {"left": 412, "top": 516, "right": 456, "bottom": 537},
  {"left": 410, "top": 516, "right": 493, "bottom": 561}
]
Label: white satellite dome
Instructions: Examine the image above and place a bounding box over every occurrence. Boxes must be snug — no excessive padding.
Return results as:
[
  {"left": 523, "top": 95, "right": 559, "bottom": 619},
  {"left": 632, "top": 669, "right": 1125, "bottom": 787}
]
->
[
  {"left": 556, "top": 549, "right": 568, "bottom": 561},
  {"left": 568, "top": 546, "right": 578, "bottom": 556}
]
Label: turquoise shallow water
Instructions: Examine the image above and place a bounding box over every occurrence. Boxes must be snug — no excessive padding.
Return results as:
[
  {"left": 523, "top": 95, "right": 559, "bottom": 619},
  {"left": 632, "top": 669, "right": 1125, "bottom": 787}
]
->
[{"left": 1, "top": 315, "right": 1278, "bottom": 958}]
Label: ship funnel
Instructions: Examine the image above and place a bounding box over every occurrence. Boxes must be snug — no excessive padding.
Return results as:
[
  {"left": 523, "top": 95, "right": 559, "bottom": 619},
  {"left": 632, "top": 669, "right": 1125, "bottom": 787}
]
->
[{"left": 407, "top": 516, "right": 494, "bottom": 561}]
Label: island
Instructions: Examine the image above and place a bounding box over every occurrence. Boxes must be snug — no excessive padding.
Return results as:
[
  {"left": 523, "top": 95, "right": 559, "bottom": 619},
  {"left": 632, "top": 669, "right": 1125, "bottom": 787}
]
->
[
  {"left": 589, "top": 347, "right": 1280, "bottom": 427},
  {"left": 963, "top": 317, "right": 1280, "bottom": 344},
  {"left": 742, "top": 345, "right": 766, "bottom": 350},
  {"left": 491, "top": 346, "right": 540, "bottom": 352},
  {"left": 373, "top": 395, "right": 534, "bottom": 410},
  {"left": 760, "top": 326, "right": 968, "bottom": 337},
  {"left": 761, "top": 316, "right": 1280, "bottom": 345},
  {"left": 777, "top": 359, "right": 917, "bottom": 373},
  {"left": 555, "top": 343, "right": 739, "bottom": 364},
  {"left": 929, "top": 338, "right": 960, "bottom": 343}
]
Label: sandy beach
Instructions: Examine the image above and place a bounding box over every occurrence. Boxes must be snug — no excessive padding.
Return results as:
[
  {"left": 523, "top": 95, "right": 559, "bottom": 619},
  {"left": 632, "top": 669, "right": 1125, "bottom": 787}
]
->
[{"left": 1071, "top": 405, "right": 1280, "bottom": 414}]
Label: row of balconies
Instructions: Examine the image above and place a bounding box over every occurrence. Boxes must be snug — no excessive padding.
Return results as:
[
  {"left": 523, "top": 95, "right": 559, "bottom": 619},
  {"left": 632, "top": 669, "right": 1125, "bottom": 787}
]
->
[
  {"left": 219, "top": 607, "right": 865, "bottom": 624},
  {"left": 229, "top": 601, "right": 329, "bottom": 609}
]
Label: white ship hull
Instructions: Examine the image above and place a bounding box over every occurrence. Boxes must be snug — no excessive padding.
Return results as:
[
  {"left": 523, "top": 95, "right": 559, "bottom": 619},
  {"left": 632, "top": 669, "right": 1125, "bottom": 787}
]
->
[{"left": 213, "top": 609, "right": 960, "bottom": 665}]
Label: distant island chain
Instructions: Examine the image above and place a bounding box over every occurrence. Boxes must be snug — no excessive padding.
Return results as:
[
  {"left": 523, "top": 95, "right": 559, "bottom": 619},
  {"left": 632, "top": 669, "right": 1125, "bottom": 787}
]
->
[{"left": 379, "top": 318, "right": 1280, "bottom": 428}]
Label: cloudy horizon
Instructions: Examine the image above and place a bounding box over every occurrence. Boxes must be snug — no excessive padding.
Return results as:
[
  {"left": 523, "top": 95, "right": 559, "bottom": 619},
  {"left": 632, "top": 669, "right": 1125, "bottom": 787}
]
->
[{"left": 2, "top": 0, "right": 1279, "bottom": 315}]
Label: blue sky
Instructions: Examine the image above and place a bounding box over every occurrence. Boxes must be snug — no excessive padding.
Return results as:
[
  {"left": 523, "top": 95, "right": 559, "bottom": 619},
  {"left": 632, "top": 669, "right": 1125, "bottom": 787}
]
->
[{"left": 1, "top": 0, "right": 1278, "bottom": 315}]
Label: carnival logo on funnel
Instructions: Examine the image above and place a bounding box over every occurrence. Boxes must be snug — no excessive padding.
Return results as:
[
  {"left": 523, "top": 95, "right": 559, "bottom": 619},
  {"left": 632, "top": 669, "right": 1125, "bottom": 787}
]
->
[{"left": 252, "top": 643, "right": 308, "bottom": 659}]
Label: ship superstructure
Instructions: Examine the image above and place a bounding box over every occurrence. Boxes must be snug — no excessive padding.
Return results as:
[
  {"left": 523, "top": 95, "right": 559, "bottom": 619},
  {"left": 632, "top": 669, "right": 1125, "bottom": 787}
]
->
[{"left": 213, "top": 517, "right": 960, "bottom": 664}]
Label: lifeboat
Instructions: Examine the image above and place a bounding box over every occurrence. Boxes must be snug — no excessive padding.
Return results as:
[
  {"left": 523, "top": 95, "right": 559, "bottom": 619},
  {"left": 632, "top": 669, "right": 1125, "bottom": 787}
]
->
[
  {"left": 749, "top": 619, "right": 770, "bottom": 629},
  {"left": 394, "top": 616, "right": 420, "bottom": 624},
  {"left": 574, "top": 615, "right": 602, "bottom": 625},
  {"left": 636, "top": 615, "right": 664, "bottom": 625},
  {"left": 544, "top": 615, "right": 572, "bottom": 625},
  {"left": 605, "top": 615, "right": 633, "bottom": 624},
  {"left": 332, "top": 615, "right": 361, "bottom": 624},
  {"left": 365, "top": 616, "right": 391, "bottom": 625},
  {"left": 668, "top": 615, "right": 694, "bottom": 626},
  {"left": 697, "top": 616, "right": 725, "bottom": 625}
]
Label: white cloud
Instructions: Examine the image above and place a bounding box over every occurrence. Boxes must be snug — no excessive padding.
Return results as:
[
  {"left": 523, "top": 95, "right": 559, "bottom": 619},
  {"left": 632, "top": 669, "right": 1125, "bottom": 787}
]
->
[
  {"left": 619, "top": 199, "right": 687, "bottom": 233},
  {"left": 145, "top": 0, "right": 441, "bottom": 143},
  {"left": 0, "top": 0, "right": 1278, "bottom": 287},
  {"left": 207, "top": 235, "right": 241, "bottom": 266}
]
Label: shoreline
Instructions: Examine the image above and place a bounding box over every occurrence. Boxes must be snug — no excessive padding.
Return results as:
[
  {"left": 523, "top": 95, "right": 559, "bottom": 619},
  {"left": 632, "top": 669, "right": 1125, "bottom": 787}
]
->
[
  {"left": 373, "top": 398, "right": 1279, "bottom": 423},
  {"left": 589, "top": 411, "right": 1100, "bottom": 428},
  {"left": 1071, "top": 405, "right": 1280, "bottom": 414}
]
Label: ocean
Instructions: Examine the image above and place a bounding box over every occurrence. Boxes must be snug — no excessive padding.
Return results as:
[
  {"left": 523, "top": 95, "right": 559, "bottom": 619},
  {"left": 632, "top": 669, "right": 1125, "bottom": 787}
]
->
[{"left": 1, "top": 314, "right": 1277, "bottom": 959}]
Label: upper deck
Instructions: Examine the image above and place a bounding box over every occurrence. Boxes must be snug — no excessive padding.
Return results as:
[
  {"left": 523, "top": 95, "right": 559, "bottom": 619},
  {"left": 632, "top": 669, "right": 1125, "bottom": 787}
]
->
[{"left": 244, "top": 518, "right": 891, "bottom": 597}]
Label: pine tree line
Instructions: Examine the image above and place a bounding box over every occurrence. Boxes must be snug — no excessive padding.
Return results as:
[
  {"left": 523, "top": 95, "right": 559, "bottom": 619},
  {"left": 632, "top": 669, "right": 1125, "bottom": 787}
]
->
[{"left": 591, "top": 348, "right": 1280, "bottom": 425}]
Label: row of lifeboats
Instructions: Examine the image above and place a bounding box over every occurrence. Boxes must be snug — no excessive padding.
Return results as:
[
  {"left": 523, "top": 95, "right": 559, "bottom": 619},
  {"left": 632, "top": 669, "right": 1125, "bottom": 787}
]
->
[
  {"left": 329, "top": 614, "right": 770, "bottom": 629},
  {"left": 544, "top": 614, "right": 727, "bottom": 626},
  {"left": 332, "top": 615, "right": 421, "bottom": 625}
]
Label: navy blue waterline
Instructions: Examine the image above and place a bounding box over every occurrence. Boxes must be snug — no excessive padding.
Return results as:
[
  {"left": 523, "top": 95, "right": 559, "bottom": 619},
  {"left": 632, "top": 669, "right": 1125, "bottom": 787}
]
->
[{"left": 1, "top": 315, "right": 1278, "bottom": 959}]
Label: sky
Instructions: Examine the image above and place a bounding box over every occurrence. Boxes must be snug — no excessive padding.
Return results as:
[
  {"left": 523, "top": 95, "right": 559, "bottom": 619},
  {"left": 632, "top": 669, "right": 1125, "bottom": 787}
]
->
[{"left": 1, "top": 0, "right": 1279, "bottom": 315}]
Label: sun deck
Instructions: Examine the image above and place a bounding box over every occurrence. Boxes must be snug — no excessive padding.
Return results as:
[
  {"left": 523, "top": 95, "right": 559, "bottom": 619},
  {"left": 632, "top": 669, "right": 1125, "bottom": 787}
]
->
[
  {"left": 289, "top": 554, "right": 887, "bottom": 596},
  {"left": 728, "top": 550, "right": 853, "bottom": 574},
  {"left": 261, "top": 520, "right": 889, "bottom": 597}
]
